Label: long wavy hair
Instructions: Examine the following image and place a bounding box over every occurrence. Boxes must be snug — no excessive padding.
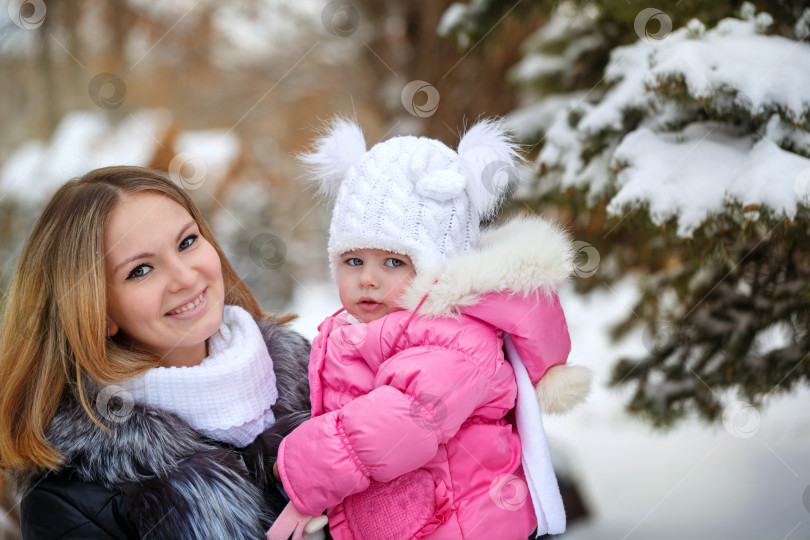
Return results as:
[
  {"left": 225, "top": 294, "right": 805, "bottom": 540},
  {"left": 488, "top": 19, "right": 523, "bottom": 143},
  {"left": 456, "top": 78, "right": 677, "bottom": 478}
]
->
[{"left": 0, "top": 166, "right": 272, "bottom": 472}]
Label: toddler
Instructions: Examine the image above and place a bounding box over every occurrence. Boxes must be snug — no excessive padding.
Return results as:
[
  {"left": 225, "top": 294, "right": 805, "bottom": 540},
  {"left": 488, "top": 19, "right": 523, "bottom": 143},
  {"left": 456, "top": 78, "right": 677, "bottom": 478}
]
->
[{"left": 270, "top": 119, "right": 591, "bottom": 540}]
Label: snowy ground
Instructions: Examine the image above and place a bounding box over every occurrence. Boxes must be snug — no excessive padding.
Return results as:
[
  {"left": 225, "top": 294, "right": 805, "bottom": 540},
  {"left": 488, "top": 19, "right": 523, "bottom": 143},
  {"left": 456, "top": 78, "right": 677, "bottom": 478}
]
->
[{"left": 287, "top": 279, "right": 810, "bottom": 540}]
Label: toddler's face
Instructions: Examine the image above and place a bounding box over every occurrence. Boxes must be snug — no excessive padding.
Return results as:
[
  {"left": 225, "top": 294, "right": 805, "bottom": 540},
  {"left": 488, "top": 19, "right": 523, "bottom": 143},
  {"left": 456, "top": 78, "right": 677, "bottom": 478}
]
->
[{"left": 337, "top": 248, "right": 415, "bottom": 323}]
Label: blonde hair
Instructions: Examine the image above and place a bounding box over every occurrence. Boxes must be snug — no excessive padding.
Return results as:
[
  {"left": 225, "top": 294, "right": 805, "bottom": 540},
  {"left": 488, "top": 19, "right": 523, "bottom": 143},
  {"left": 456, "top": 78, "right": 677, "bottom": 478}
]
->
[{"left": 0, "top": 166, "right": 270, "bottom": 472}]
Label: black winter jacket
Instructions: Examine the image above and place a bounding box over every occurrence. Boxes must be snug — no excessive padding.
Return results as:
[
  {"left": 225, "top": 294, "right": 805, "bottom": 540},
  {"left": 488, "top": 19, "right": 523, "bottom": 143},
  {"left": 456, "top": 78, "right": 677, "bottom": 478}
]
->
[{"left": 10, "top": 317, "right": 312, "bottom": 539}]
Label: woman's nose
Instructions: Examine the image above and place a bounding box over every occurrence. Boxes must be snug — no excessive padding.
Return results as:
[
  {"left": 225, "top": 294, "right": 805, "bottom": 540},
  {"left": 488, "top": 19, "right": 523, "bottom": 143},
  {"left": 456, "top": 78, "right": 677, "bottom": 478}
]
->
[{"left": 167, "top": 256, "right": 197, "bottom": 291}]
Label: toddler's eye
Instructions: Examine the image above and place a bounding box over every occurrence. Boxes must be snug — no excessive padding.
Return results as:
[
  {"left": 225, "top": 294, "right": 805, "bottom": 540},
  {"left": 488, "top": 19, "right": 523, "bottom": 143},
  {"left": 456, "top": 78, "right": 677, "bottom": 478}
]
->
[
  {"left": 127, "top": 264, "right": 152, "bottom": 280},
  {"left": 385, "top": 258, "right": 405, "bottom": 268},
  {"left": 346, "top": 258, "right": 363, "bottom": 266},
  {"left": 179, "top": 234, "right": 198, "bottom": 250}
]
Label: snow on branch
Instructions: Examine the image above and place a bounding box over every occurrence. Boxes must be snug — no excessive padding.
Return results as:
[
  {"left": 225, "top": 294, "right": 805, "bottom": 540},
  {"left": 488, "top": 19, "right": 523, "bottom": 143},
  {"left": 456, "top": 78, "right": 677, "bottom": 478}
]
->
[
  {"left": 609, "top": 118, "right": 810, "bottom": 236},
  {"left": 536, "top": 8, "right": 810, "bottom": 236}
]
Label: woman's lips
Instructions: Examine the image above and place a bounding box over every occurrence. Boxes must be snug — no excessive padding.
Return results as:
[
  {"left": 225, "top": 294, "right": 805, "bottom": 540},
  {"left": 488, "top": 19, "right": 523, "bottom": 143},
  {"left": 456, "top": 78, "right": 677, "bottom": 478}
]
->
[{"left": 166, "top": 289, "right": 207, "bottom": 320}]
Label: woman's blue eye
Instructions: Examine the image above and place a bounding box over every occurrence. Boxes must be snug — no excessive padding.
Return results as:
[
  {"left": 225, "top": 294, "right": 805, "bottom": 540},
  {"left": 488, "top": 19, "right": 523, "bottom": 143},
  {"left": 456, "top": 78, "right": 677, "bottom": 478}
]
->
[
  {"left": 346, "top": 258, "right": 363, "bottom": 266},
  {"left": 385, "top": 258, "right": 405, "bottom": 268},
  {"left": 127, "top": 264, "right": 152, "bottom": 280},
  {"left": 179, "top": 234, "right": 197, "bottom": 250}
]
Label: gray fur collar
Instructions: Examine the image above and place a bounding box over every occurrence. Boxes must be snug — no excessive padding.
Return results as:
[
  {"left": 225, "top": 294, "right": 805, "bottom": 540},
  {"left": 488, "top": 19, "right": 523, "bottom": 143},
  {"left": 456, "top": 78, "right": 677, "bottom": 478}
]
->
[{"left": 10, "top": 316, "right": 311, "bottom": 539}]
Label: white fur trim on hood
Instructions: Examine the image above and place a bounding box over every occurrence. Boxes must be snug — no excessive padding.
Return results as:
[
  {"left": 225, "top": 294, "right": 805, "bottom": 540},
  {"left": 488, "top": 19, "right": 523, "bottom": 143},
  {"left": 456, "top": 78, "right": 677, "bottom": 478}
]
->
[{"left": 400, "top": 214, "right": 576, "bottom": 316}]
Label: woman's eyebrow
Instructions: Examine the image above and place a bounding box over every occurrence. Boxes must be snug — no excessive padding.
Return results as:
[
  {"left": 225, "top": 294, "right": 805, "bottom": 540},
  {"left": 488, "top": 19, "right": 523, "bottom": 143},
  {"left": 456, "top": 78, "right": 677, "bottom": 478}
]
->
[
  {"left": 112, "top": 220, "right": 197, "bottom": 274},
  {"left": 113, "top": 251, "right": 154, "bottom": 274},
  {"left": 175, "top": 220, "right": 196, "bottom": 243}
]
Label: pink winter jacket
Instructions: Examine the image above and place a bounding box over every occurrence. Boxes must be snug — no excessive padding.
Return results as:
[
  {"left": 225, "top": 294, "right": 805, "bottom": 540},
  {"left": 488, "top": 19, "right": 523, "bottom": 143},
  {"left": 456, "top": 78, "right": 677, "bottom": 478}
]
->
[{"left": 278, "top": 216, "right": 575, "bottom": 540}]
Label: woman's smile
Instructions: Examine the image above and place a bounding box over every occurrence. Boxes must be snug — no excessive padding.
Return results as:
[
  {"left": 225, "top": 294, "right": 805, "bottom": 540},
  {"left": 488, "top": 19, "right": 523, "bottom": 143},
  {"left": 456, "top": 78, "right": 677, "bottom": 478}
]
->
[
  {"left": 105, "top": 192, "right": 225, "bottom": 367},
  {"left": 166, "top": 289, "right": 207, "bottom": 318}
]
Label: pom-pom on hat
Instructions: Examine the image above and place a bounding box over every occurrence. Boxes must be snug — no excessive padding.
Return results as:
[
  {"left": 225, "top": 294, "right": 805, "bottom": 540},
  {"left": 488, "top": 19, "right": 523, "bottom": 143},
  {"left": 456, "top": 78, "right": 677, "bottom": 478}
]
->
[{"left": 300, "top": 118, "right": 521, "bottom": 279}]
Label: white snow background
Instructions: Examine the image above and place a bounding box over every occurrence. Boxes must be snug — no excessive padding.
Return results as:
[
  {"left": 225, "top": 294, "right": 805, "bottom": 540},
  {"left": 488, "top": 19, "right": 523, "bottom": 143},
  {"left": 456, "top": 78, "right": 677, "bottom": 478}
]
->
[{"left": 288, "top": 279, "right": 810, "bottom": 539}]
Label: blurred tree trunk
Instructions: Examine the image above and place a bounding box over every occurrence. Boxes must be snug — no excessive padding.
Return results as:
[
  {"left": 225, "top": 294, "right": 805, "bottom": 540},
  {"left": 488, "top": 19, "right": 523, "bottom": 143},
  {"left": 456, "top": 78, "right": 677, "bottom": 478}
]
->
[
  {"left": 64, "top": 0, "right": 84, "bottom": 109},
  {"left": 107, "top": 0, "right": 126, "bottom": 76},
  {"left": 104, "top": 0, "right": 128, "bottom": 123},
  {"left": 36, "top": 4, "right": 59, "bottom": 137},
  {"left": 354, "top": 0, "right": 544, "bottom": 144}
]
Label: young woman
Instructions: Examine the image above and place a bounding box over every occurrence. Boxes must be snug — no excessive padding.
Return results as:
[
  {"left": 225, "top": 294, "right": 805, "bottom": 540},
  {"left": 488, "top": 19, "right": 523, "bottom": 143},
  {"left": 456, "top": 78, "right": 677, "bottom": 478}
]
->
[{"left": 0, "top": 166, "right": 311, "bottom": 539}]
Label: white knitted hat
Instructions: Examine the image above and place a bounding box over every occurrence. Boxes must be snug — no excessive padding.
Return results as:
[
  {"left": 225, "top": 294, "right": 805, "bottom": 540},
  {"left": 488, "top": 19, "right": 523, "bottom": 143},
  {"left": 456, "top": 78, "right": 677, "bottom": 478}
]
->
[{"left": 301, "top": 118, "right": 521, "bottom": 278}]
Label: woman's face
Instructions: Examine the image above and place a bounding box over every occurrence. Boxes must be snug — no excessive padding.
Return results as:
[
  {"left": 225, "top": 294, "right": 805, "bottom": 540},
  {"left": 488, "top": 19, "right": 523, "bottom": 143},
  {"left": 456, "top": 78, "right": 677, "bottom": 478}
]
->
[{"left": 104, "top": 191, "right": 225, "bottom": 367}]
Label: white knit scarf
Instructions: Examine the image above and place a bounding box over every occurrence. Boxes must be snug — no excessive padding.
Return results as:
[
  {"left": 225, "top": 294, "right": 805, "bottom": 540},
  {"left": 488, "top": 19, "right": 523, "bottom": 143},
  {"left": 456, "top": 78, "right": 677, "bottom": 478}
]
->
[{"left": 120, "top": 305, "right": 278, "bottom": 447}]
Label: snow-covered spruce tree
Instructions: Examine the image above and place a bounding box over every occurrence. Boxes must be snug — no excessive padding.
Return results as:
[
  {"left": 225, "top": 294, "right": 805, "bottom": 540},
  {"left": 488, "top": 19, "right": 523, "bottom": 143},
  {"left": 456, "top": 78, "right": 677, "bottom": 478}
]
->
[{"left": 445, "top": 2, "right": 810, "bottom": 427}]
